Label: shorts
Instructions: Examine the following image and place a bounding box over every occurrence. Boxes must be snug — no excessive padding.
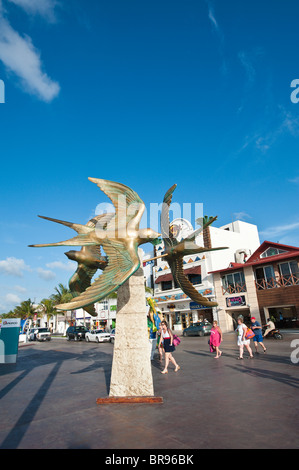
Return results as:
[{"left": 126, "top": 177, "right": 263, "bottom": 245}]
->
[{"left": 253, "top": 333, "right": 263, "bottom": 342}]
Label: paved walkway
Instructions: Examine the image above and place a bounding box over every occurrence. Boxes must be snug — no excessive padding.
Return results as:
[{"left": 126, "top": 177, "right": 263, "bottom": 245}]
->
[{"left": 0, "top": 332, "right": 298, "bottom": 449}]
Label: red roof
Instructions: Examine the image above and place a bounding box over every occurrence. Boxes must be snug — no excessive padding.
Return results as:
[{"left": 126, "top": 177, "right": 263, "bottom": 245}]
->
[
  {"left": 246, "top": 240, "right": 299, "bottom": 263},
  {"left": 155, "top": 265, "right": 201, "bottom": 284},
  {"left": 209, "top": 241, "right": 299, "bottom": 275}
]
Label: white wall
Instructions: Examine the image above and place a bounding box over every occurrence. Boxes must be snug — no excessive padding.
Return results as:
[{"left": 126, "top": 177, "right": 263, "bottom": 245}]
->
[{"left": 208, "top": 220, "right": 260, "bottom": 272}]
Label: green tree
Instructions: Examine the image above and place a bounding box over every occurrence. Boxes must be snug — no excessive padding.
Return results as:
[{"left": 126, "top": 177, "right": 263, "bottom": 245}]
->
[
  {"left": 50, "top": 284, "right": 72, "bottom": 331},
  {"left": 40, "top": 298, "right": 56, "bottom": 329},
  {"left": 50, "top": 283, "right": 72, "bottom": 305},
  {"left": 13, "top": 298, "right": 37, "bottom": 320}
]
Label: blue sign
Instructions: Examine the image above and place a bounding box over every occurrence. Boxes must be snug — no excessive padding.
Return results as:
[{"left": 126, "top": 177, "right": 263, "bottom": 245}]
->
[
  {"left": 190, "top": 302, "right": 210, "bottom": 310},
  {"left": 0, "top": 318, "right": 21, "bottom": 363}
]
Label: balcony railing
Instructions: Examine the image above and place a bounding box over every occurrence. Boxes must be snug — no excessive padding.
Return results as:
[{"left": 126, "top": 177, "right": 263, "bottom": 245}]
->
[
  {"left": 255, "top": 274, "right": 299, "bottom": 290},
  {"left": 222, "top": 283, "right": 247, "bottom": 295}
]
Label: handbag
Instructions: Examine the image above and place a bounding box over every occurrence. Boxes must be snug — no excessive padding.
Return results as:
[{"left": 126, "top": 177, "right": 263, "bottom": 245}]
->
[
  {"left": 245, "top": 328, "right": 255, "bottom": 339},
  {"left": 173, "top": 334, "right": 181, "bottom": 346}
]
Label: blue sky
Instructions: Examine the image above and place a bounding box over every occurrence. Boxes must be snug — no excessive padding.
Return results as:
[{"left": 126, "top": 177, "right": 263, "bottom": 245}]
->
[{"left": 0, "top": 0, "right": 299, "bottom": 313}]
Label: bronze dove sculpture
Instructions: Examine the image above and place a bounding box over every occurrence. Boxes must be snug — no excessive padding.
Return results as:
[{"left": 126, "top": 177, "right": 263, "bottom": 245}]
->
[
  {"left": 160, "top": 184, "right": 228, "bottom": 307},
  {"left": 64, "top": 214, "right": 113, "bottom": 317},
  {"left": 29, "top": 178, "right": 160, "bottom": 312}
]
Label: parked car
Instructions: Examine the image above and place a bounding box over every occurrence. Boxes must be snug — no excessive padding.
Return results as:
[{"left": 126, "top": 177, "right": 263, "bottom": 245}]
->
[
  {"left": 110, "top": 328, "right": 115, "bottom": 344},
  {"left": 28, "top": 327, "right": 51, "bottom": 342},
  {"left": 182, "top": 321, "right": 212, "bottom": 337},
  {"left": 85, "top": 329, "right": 111, "bottom": 343},
  {"left": 66, "top": 325, "right": 89, "bottom": 341}
]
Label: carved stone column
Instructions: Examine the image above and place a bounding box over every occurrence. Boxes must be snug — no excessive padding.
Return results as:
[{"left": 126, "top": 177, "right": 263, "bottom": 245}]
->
[{"left": 108, "top": 266, "right": 154, "bottom": 398}]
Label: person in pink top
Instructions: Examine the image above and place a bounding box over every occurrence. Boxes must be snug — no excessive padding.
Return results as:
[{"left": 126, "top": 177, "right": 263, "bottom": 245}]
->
[{"left": 209, "top": 320, "right": 223, "bottom": 359}]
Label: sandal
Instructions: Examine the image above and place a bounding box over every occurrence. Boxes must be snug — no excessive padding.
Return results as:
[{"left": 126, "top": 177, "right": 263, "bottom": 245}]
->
[{"left": 161, "top": 370, "right": 168, "bottom": 374}]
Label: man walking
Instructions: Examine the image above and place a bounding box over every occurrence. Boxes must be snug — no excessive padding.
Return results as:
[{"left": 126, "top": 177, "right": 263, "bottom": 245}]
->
[{"left": 251, "top": 317, "right": 267, "bottom": 354}]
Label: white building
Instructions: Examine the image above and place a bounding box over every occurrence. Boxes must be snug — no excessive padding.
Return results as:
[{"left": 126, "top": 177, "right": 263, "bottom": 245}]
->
[
  {"left": 34, "top": 296, "right": 117, "bottom": 336},
  {"left": 152, "top": 218, "right": 260, "bottom": 331}
]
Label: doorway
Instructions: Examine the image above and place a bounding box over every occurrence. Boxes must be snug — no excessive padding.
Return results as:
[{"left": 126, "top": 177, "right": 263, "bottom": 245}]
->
[{"left": 267, "top": 306, "right": 298, "bottom": 329}]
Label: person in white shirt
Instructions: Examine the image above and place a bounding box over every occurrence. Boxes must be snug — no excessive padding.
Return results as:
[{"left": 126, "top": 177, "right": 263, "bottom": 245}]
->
[
  {"left": 263, "top": 318, "right": 276, "bottom": 337},
  {"left": 236, "top": 317, "right": 253, "bottom": 360}
]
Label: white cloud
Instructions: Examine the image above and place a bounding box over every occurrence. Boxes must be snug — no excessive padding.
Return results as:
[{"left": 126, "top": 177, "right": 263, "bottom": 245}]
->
[
  {"left": 238, "top": 51, "right": 256, "bottom": 87},
  {"left": 5, "top": 292, "right": 21, "bottom": 304},
  {"left": 233, "top": 212, "right": 252, "bottom": 221},
  {"left": 236, "top": 107, "right": 299, "bottom": 156},
  {"left": 260, "top": 221, "right": 299, "bottom": 239},
  {"left": 288, "top": 176, "right": 299, "bottom": 184},
  {"left": 0, "top": 293, "right": 21, "bottom": 312},
  {"left": 7, "top": 0, "right": 58, "bottom": 22},
  {"left": 0, "top": 1, "right": 60, "bottom": 101},
  {"left": 204, "top": 0, "right": 227, "bottom": 75},
  {"left": 205, "top": 0, "right": 219, "bottom": 32},
  {"left": 14, "top": 284, "right": 27, "bottom": 293},
  {"left": 0, "top": 257, "right": 30, "bottom": 277},
  {"left": 37, "top": 267, "right": 56, "bottom": 280},
  {"left": 46, "top": 260, "right": 76, "bottom": 271}
]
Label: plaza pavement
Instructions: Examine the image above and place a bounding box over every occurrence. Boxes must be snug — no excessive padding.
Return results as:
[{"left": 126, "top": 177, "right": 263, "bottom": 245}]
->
[{"left": 0, "top": 332, "right": 298, "bottom": 449}]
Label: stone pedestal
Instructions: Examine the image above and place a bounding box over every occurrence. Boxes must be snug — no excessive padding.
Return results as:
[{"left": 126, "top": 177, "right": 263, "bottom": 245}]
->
[{"left": 108, "top": 266, "right": 155, "bottom": 397}]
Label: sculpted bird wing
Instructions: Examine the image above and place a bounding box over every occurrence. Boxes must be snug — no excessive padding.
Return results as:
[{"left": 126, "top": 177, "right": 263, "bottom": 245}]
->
[
  {"left": 29, "top": 212, "right": 115, "bottom": 248},
  {"left": 161, "top": 184, "right": 177, "bottom": 248},
  {"left": 36, "top": 215, "right": 94, "bottom": 234},
  {"left": 83, "top": 213, "right": 115, "bottom": 258},
  {"left": 168, "top": 256, "right": 218, "bottom": 307},
  {"left": 66, "top": 214, "right": 113, "bottom": 317},
  {"left": 56, "top": 239, "right": 140, "bottom": 311},
  {"left": 86, "top": 213, "right": 115, "bottom": 230},
  {"left": 69, "top": 265, "right": 98, "bottom": 316},
  {"left": 88, "top": 178, "right": 145, "bottom": 230}
]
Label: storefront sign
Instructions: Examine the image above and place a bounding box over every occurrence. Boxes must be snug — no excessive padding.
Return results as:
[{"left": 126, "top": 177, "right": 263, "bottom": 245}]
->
[
  {"left": 0, "top": 318, "right": 21, "bottom": 363},
  {"left": 190, "top": 302, "right": 210, "bottom": 310},
  {"left": 226, "top": 296, "right": 246, "bottom": 307},
  {"left": 155, "top": 288, "right": 213, "bottom": 303}
]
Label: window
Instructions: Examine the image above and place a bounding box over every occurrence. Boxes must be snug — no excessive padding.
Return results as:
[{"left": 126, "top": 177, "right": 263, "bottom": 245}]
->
[
  {"left": 188, "top": 273, "right": 202, "bottom": 285},
  {"left": 260, "top": 247, "right": 287, "bottom": 258},
  {"left": 255, "top": 265, "right": 276, "bottom": 289},
  {"left": 279, "top": 261, "right": 299, "bottom": 284},
  {"left": 222, "top": 271, "right": 246, "bottom": 292},
  {"left": 161, "top": 280, "right": 172, "bottom": 291}
]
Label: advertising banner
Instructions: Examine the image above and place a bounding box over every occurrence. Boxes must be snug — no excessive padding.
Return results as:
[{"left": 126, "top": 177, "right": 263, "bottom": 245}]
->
[
  {"left": 226, "top": 295, "right": 246, "bottom": 308},
  {"left": 0, "top": 318, "right": 21, "bottom": 364}
]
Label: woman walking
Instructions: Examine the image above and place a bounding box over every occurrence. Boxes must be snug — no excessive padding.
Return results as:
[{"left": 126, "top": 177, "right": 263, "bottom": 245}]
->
[
  {"left": 210, "top": 320, "right": 223, "bottom": 358},
  {"left": 159, "top": 320, "right": 180, "bottom": 374},
  {"left": 157, "top": 323, "right": 164, "bottom": 362},
  {"left": 236, "top": 317, "right": 253, "bottom": 359}
]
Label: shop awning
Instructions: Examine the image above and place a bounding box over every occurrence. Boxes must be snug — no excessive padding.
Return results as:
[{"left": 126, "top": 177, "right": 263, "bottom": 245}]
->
[
  {"left": 155, "top": 265, "right": 201, "bottom": 284},
  {"left": 155, "top": 273, "right": 173, "bottom": 284}
]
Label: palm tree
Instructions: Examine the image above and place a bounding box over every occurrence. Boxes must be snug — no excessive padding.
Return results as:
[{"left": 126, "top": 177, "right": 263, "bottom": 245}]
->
[
  {"left": 40, "top": 298, "right": 56, "bottom": 331},
  {"left": 14, "top": 299, "right": 37, "bottom": 320},
  {"left": 1, "top": 310, "right": 15, "bottom": 319},
  {"left": 50, "top": 283, "right": 72, "bottom": 305},
  {"left": 50, "top": 283, "right": 73, "bottom": 332}
]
